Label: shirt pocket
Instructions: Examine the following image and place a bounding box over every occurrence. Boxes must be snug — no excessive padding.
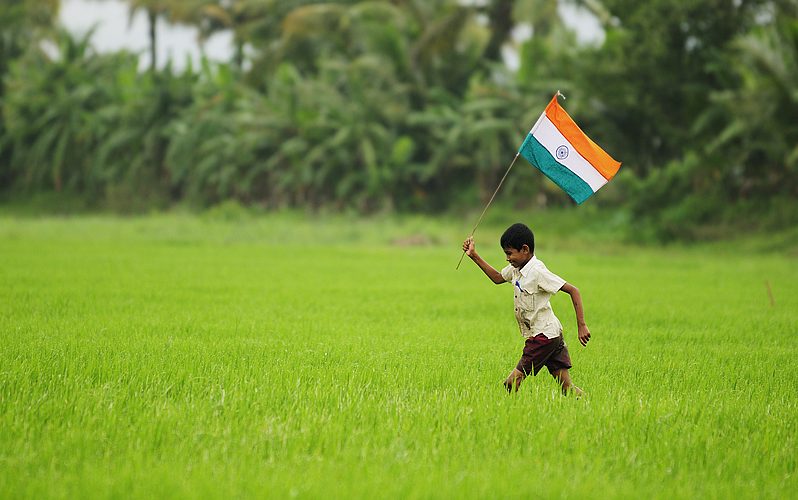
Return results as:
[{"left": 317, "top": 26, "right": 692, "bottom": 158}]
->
[{"left": 514, "top": 281, "right": 536, "bottom": 313}]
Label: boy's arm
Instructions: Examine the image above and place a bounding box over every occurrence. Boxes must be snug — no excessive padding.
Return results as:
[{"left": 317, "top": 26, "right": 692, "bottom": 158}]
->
[
  {"left": 560, "top": 283, "right": 591, "bottom": 346},
  {"left": 463, "top": 237, "right": 506, "bottom": 284}
]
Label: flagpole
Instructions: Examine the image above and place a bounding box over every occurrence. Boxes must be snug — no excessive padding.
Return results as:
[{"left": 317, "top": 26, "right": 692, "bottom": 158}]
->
[{"left": 456, "top": 152, "right": 521, "bottom": 270}]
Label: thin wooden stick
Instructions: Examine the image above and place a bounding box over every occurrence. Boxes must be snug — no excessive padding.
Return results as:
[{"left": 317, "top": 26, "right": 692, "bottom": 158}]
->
[
  {"left": 456, "top": 153, "right": 521, "bottom": 270},
  {"left": 765, "top": 280, "right": 775, "bottom": 306}
]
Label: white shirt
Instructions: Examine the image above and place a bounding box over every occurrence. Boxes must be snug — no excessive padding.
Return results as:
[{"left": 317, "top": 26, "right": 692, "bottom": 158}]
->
[{"left": 500, "top": 256, "right": 566, "bottom": 339}]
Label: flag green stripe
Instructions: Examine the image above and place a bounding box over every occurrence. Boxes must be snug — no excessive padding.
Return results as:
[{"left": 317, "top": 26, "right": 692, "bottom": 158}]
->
[{"left": 518, "top": 134, "right": 595, "bottom": 204}]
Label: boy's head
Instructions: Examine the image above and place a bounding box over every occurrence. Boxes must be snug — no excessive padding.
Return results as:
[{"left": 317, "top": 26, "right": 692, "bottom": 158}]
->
[{"left": 500, "top": 223, "right": 535, "bottom": 268}]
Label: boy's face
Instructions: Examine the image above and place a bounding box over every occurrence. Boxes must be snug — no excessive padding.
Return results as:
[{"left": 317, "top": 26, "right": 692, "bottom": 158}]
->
[{"left": 503, "top": 245, "right": 532, "bottom": 268}]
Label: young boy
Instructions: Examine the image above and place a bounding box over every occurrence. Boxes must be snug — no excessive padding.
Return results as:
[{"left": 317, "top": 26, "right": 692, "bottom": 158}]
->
[{"left": 463, "top": 222, "right": 590, "bottom": 395}]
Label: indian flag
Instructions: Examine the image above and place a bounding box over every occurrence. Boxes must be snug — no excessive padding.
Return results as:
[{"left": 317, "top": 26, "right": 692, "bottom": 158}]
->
[{"left": 518, "top": 95, "right": 621, "bottom": 204}]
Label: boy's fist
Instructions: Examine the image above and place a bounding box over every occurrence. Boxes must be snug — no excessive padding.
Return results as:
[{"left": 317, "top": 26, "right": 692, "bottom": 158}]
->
[
  {"left": 462, "top": 236, "right": 475, "bottom": 257},
  {"left": 578, "top": 324, "right": 591, "bottom": 346}
]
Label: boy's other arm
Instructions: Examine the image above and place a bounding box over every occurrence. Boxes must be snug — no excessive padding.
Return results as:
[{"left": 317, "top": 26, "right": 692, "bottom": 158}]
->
[
  {"left": 560, "top": 283, "right": 591, "bottom": 346},
  {"left": 462, "top": 237, "right": 505, "bottom": 284}
]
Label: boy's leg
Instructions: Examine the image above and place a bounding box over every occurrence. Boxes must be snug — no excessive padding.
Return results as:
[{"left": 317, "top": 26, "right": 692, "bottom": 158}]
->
[
  {"left": 551, "top": 368, "right": 583, "bottom": 397},
  {"left": 503, "top": 368, "right": 526, "bottom": 393},
  {"left": 507, "top": 335, "right": 548, "bottom": 393}
]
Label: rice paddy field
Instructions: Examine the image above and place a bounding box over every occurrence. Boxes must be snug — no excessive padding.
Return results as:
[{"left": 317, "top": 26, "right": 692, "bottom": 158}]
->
[{"left": 1, "top": 212, "right": 796, "bottom": 499}]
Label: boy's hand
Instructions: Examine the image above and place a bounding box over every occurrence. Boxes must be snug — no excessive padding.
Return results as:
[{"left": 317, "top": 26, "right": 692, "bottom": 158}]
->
[
  {"left": 462, "top": 236, "right": 475, "bottom": 257},
  {"left": 461, "top": 236, "right": 504, "bottom": 283},
  {"left": 578, "top": 324, "right": 591, "bottom": 346}
]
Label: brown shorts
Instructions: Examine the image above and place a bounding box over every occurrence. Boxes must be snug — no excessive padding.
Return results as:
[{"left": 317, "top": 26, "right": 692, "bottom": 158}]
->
[{"left": 516, "top": 333, "right": 572, "bottom": 376}]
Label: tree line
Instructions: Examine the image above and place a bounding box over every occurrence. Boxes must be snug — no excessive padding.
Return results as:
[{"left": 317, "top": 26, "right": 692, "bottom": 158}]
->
[{"left": 1, "top": 0, "right": 796, "bottom": 239}]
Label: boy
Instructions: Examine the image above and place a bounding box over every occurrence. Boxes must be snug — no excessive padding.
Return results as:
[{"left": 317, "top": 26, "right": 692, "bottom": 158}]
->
[{"left": 462, "top": 223, "right": 590, "bottom": 395}]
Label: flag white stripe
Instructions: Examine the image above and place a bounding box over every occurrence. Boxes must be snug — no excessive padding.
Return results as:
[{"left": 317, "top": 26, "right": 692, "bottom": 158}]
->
[
  {"left": 531, "top": 115, "right": 608, "bottom": 192},
  {"left": 529, "top": 111, "right": 546, "bottom": 135}
]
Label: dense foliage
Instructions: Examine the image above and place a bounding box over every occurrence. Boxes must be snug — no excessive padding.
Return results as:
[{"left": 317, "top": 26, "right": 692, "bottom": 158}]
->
[{"left": 0, "top": 0, "right": 796, "bottom": 239}]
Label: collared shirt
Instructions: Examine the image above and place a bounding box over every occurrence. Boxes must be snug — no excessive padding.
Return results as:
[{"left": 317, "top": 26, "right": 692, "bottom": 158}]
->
[{"left": 500, "top": 256, "right": 566, "bottom": 339}]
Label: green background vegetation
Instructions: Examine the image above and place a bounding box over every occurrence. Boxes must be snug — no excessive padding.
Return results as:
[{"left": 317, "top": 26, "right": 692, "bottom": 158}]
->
[{"left": 1, "top": 0, "right": 797, "bottom": 240}]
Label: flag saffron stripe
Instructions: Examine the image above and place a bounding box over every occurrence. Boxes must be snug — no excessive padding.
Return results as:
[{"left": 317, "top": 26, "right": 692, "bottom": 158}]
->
[
  {"left": 518, "top": 134, "right": 594, "bottom": 204},
  {"left": 544, "top": 97, "right": 621, "bottom": 181},
  {"left": 530, "top": 115, "right": 608, "bottom": 192}
]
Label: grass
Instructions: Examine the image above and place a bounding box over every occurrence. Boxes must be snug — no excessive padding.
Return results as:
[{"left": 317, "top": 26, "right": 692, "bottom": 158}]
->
[{"left": 1, "top": 212, "right": 796, "bottom": 498}]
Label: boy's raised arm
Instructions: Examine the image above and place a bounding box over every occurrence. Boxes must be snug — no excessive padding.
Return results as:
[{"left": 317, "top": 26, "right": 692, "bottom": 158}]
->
[{"left": 463, "top": 237, "right": 506, "bottom": 284}]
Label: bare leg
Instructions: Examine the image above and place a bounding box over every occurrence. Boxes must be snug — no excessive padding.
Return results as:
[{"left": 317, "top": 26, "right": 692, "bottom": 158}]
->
[
  {"left": 551, "top": 368, "right": 584, "bottom": 397},
  {"left": 503, "top": 368, "right": 526, "bottom": 393}
]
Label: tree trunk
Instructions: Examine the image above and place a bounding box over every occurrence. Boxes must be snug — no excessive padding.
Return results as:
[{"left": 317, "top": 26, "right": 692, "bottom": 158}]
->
[
  {"left": 483, "top": 0, "right": 514, "bottom": 63},
  {"left": 234, "top": 38, "right": 244, "bottom": 70},
  {"left": 148, "top": 8, "right": 158, "bottom": 72}
]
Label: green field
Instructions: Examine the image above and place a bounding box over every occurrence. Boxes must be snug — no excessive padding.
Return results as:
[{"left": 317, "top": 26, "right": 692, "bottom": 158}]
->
[{"left": 1, "top": 214, "right": 796, "bottom": 498}]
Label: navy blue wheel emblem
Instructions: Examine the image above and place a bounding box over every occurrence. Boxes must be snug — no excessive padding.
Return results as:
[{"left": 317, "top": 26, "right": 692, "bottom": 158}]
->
[{"left": 555, "top": 145, "right": 569, "bottom": 160}]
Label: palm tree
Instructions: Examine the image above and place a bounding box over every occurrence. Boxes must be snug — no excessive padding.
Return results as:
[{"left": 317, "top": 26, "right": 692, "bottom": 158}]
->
[
  {"left": 84, "top": 1, "right": 170, "bottom": 71},
  {"left": 186, "top": 0, "right": 273, "bottom": 70},
  {"left": 111, "top": 0, "right": 198, "bottom": 71},
  {"left": 0, "top": 0, "right": 60, "bottom": 106}
]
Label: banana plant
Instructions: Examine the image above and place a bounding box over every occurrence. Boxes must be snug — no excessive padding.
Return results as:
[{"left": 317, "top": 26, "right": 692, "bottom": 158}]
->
[
  {"left": 3, "top": 29, "right": 123, "bottom": 193},
  {"left": 700, "top": 15, "right": 798, "bottom": 199},
  {"left": 0, "top": 0, "right": 60, "bottom": 189},
  {"left": 93, "top": 61, "right": 196, "bottom": 206}
]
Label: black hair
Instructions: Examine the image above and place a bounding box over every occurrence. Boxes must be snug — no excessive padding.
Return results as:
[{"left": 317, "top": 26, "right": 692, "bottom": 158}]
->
[{"left": 500, "top": 223, "right": 534, "bottom": 253}]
